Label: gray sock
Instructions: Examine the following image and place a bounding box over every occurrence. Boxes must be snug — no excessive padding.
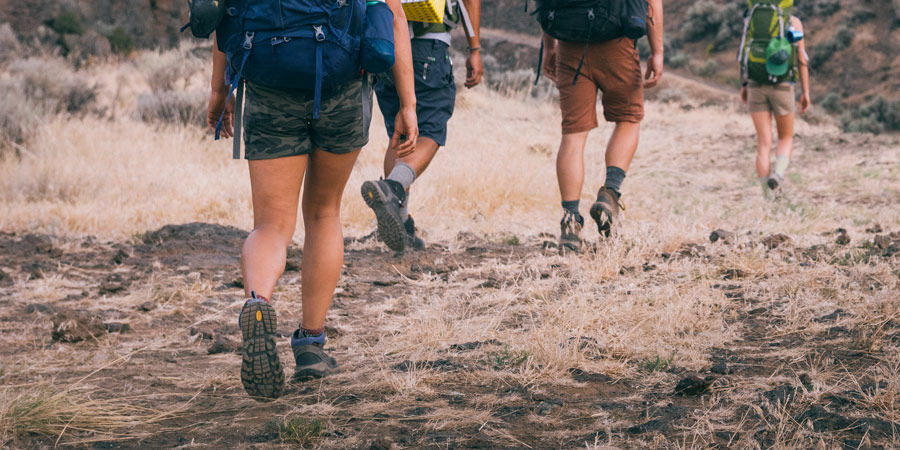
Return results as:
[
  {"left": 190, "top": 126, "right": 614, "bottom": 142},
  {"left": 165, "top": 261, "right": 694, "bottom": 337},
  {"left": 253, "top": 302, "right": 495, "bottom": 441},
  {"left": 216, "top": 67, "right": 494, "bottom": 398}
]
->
[
  {"left": 604, "top": 166, "right": 627, "bottom": 194},
  {"left": 387, "top": 162, "right": 416, "bottom": 191},
  {"left": 400, "top": 191, "right": 410, "bottom": 219},
  {"left": 561, "top": 200, "right": 580, "bottom": 215}
]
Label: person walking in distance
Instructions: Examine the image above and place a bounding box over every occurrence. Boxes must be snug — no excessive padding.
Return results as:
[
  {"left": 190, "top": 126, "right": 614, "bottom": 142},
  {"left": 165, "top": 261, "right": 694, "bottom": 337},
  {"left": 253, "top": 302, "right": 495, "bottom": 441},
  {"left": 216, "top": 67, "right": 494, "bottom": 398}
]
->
[
  {"left": 206, "top": 0, "right": 418, "bottom": 399},
  {"left": 538, "top": 0, "right": 664, "bottom": 252},
  {"left": 361, "top": 0, "right": 483, "bottom": 252},
  {"left": 738, "top": 3, "right": 810, "bottom": 197}
]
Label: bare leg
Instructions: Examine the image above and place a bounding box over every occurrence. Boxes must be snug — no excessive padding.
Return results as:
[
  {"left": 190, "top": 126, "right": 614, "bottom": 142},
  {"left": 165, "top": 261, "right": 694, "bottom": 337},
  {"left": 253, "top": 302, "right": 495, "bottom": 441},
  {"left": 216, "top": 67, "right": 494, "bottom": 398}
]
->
[
  {"left": 300, "top": 148, "right": 362, "bottom": 330},
  {"left": 751, "top": 111, "right": 774, "bottom": 177},
  {"left": 557, "top": 131, "right": 590, "bottom": 202},
  {"left": 773, "top": 113, "right": 795, "bottom": 158},
  {"left": 383, "top": 137, "right": 441, "bottom": 180},
  {"left": 242, "top": 156, "right": 308, "bottom": 300},
  {"left": 605, "top": 122, "right": 641, "bottom": 171}
]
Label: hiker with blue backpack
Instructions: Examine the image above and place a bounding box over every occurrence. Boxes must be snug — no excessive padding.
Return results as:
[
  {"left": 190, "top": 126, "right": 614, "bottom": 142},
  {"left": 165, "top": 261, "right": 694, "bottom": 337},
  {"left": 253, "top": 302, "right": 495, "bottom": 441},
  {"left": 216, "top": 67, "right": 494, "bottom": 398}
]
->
[
  {"left": 189, "top": 0, "right": 419, "bottom": 400},
  {"left": 533, "top": 0, "right": 664, "bottom": 252},
  {"left": 737, "top": 0, "right": 810, "bottom": 197},
  {"left": 360, "top": 0, "right": 483, "bottom": 253}
]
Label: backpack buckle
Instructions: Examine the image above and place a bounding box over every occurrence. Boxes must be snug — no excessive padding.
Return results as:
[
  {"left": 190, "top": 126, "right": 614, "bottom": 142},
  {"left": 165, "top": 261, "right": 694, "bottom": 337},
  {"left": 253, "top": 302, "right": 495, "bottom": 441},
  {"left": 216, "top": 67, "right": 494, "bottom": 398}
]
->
[
  {"left": 587, "top": 8, "right": 595, "bottom": 20},
  {"left": 313, "top": 25, "right": 325, "bottom": 42},
  {"left": 243, "top": 32, "right": 255, "bottom": 50}
]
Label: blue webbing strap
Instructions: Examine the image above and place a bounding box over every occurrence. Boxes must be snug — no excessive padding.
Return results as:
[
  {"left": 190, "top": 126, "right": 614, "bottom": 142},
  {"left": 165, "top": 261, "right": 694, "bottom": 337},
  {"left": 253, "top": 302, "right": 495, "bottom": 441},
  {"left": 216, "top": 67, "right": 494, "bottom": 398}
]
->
[
  {"left": 313, "top": 26, "right": 325, "bottom": 119},
  {"left": 533, "top": 38, "right": 544, "bottom": 86},
  {"left": 215, "top": 32, "right": 253, "bottom": 141},
  {"left": 232, "top": 78, "right": 245, "bottom": 159}
]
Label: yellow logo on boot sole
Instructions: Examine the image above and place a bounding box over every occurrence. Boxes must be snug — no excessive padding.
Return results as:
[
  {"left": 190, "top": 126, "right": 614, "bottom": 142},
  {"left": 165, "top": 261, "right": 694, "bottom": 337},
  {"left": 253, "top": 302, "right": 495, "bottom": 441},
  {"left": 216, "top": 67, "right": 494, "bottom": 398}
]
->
[{"left": 256, "top": 310, "right": 262, "bottom": 321}]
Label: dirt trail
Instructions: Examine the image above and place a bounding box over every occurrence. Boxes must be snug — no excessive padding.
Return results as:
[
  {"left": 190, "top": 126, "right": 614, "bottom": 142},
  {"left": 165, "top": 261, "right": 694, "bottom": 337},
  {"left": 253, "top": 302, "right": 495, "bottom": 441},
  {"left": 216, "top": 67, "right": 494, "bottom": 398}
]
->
[{"left": 2, "top": 216, "right": 899, "bottom": 448}]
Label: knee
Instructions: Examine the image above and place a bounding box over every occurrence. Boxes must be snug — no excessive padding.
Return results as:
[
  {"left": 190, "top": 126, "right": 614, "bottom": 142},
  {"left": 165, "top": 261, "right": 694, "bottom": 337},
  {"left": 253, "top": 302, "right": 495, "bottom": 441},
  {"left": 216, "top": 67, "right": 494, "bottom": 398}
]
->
[{"left": 303, "top": 200, "right": 341, "bottom": 223}]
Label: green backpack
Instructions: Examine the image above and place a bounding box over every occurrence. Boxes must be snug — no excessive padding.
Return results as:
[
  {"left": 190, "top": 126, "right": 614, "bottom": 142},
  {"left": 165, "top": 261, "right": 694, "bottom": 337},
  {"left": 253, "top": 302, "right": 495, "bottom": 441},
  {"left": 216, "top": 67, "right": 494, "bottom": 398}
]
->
[{"left": 738, "top": 0, "right": 797, "bottom": 85}]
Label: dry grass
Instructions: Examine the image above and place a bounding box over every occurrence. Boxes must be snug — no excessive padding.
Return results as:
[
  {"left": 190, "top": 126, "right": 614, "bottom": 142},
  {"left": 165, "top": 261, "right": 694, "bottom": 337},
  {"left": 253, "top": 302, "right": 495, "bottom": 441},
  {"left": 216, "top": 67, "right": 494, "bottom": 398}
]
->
[{"left": 0, "top": 47, "right": 899, "bottom": 448}]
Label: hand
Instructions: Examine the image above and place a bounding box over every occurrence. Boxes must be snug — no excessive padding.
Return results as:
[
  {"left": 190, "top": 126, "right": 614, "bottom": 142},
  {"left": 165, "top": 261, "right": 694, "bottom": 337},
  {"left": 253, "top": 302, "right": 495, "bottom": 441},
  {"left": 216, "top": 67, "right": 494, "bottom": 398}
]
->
[
  {"left": 741, "top": 86, "right": 748, "bottom": 105},
  {"left": 643, "top": 53, "right": 663, "bottom": 88},
  {"left": 798, "top": 92, "right": 811, "bottom": 114},
  {"left": 391, "top": 106, "right": 418, "bottom": 158},
  {"left": 542, "top": 39, "right": 559, "bottom": 84},
  {"left": 207, "top": 89, "right": 234, "bottom": 138},
  {"left": 465, "top": 50, "right": 484, "bottom": 88}
]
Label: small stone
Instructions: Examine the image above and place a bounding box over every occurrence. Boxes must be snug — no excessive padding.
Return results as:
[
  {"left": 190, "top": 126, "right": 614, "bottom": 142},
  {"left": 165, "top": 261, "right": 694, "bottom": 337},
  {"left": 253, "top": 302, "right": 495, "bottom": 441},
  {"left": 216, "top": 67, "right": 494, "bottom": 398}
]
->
[
  {"left": 761, "top": 234, "right": 791, "bottom": 249},
  {"left": 865, "top": 224, "right": 883, "bottom": 234},
  {"left": 710, "top": 360, "right": 729, "bottom": 375},
  {"left": 207, "top": 335, "right": 239, "bottom": 354},
  {"left": 674, "top": 373, "right": 715, "bottom": 396},
  {"left": 835, "top": 230, "right": 850, "bottom": 246},
  {"left": 710, "top": 229, "right": 735, "bottom": 244},
  {"left": 137, "top": 301, "right": 155, "bottom": 312},
  {"left": 25, "top": 303, "right": 54, "bottom": 314},
  {"left": 105, "top": 322, "right": 131, "bottom": 333},
  {"left": 0, "top": 268, "right": 13, "bottom": 287},
  {"left": 176, "top": 265, "right": 190, "bottom": 272},
  {"left": 536, "top": 400, "right": 562, "bottom": 416},
  {"left": 186, "top": 272, "right": 202, "bottom": 281}
]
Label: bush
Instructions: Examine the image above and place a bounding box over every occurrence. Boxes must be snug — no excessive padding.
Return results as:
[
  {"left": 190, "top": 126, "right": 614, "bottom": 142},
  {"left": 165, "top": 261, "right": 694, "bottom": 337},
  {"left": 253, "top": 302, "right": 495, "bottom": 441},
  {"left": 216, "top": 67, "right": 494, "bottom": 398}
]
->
[
  {"left": 106, "top": 27, "right": 135, "bottom": 55},
  {"left": 7, "top": 58, "right": 98, "bottom": 114},
  {"left": 795, "top": 0, "right": 841, "bottom": 18},
  {"left": 0, "top": 83, "right": 46, "bottom": 156},
  {"left": 135, "top": 44, "right": 205, "bottom": 93},
  {"left": 821, "top": 92, "right": 842, "bottom": 114},
  {"left": 666, "top": 52, "right": 690, "bottom": 69},
  {"left": 136, "top": 90, "right": 207, "bottom": 126},
  {"left": 0, "top": 23, "right": 21, "bottom": 66},
  {"left": 809, "top": 27, "right": 853, "bottom": 70},
  {"left": 841, "top": 96, "right": 900, "bottom": 134},
  {"left": 692, "top": 59, "right": 720, "bottom": 78},
  {"left": 47, "top": 11, "right": 84, "bottom": 35},
  {"left": 679, "top": 0, "right": 744, "bottom": 52}
]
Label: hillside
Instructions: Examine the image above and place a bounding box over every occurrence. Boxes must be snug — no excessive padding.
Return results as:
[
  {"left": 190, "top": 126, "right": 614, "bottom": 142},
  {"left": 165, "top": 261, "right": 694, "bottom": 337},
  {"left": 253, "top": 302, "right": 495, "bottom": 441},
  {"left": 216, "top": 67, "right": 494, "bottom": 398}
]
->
[{"left": 481, "top": 0, "right": 900, "bottom": 133}]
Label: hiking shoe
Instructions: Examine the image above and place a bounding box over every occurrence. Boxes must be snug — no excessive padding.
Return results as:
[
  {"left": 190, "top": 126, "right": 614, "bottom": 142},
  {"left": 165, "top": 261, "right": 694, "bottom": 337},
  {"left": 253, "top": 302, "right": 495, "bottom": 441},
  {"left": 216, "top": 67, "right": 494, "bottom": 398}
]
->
[
  {"left": 404, "top": 216, "right": 426, "bottom": 251},
  {"left": 291, "top": 329, "right": 338, "bottom": 381},
  {"left": 239, "top": 293, "right": 285, "bottom": 400},
  {"left": 767, "top": 173, "right": 783, "bottom": 191},
  {"left": 589, "top": 187, "right": 624, "bottom": 238},
  {"left": 559, "top": 210, "right": 584, "bottom": 253},
  {"left": 361, "top": 179, "right": 407, "bottom": 252}
]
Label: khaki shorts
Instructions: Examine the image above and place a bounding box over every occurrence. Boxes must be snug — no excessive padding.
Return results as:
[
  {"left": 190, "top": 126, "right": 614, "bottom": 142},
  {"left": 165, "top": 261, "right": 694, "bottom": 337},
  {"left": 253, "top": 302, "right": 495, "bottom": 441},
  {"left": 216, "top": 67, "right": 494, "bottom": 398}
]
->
[
  {"left": 557, "top": 38, "right": 644, "bottom": 133},
  {"left": 748, "top": 82, "right": 795, "bottom": 116}
]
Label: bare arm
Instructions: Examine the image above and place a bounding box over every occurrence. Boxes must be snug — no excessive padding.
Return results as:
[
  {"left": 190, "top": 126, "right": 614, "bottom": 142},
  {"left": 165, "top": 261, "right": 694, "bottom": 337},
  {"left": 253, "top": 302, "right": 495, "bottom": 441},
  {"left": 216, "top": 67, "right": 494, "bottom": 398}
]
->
[
  {"left": 385, "top": 0, "right": 418, "bottom": 154},
  {"left": 207, "top": 35, "right": 235, "bottom": 138},
  {"left": 644, "top": 0, "right": 664, "bottom": 87},
  {"left": 541, "top": 32, "right": 559, "bottom": 84},
  {"left": 792, "top": 16, "right": 810, "bottom": 113},
  {"left": 461, "top": 0, "right": 483, "bottom": 87}
]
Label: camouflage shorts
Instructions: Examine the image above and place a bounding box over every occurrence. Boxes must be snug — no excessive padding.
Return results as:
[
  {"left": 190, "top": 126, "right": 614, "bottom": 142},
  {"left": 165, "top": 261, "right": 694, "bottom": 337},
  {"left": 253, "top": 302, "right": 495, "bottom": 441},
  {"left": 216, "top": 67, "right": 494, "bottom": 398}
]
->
[{"left": 244, "top": 77, "right": 373, "bottom": 160}]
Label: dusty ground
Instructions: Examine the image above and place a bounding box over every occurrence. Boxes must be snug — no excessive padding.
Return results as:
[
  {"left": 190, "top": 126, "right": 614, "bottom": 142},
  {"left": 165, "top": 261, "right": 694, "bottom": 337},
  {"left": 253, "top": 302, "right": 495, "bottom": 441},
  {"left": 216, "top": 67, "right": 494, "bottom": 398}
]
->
[{"left": 1, "top": 42, "right": 900, "bottom": 449}]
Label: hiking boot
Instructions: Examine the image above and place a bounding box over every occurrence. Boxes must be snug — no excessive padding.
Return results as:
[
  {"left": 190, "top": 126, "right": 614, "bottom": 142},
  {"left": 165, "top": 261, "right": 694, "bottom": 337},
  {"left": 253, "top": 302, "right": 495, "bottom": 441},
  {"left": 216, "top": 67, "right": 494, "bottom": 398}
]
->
[
  {"left": 589, "top": 187, "right": 624, "bottom": 238},
  {"left": 559, "top": 210, "right": 584, "bottom": 253},
  {"left": 291, "top": 329, "right": 338, "bottom": 381},
  {"left": 767, "top": 173, "right": 783, "bottom": 191},
  {"left": 404, "top": 216, "right": 426, "bottom": 251},
  {"left": 239, "top": 293, "right": 285, "bottom": 400},
  {"left": 361, "top": 179, "right": 408, "bottom": 252}
]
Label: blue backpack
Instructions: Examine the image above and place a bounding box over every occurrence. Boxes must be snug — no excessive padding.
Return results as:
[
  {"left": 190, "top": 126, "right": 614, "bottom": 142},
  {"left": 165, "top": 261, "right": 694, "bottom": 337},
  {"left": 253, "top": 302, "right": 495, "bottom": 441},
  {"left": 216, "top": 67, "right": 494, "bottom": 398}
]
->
[{"left": 212, "top": 0, "right": 395, "bottom": 158}]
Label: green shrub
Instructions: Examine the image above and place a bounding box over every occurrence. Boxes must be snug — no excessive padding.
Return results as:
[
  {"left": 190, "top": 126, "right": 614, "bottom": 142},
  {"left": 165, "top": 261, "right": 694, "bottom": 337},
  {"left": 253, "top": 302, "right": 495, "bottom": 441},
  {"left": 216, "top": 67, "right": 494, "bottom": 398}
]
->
[
  {"left": 809, "top": 27, "right": 853, "bottom": 70},
  {"left": 847, "top": 7, "right": 876, "bottom": 26},
  {"left": 107, "top": 27, "right": 135, "bottom": 54},
  {"left": 841, "top": 96, "right": 900, "bottom": 134},
  {"left": 265, "top": 417, "right": 324, "bottom": 446},
  {"left": 0, "top": 23, "right": 21, "bottom": 66},
  {"left": 679, "top": 0, "right": 743, "bottom": 52},
  {"left": 821, "top": 92, "right": 842, "bottom": 114},
  {"left": 692, "top": 59, "right": 720, "bottom": 78},
  {"left": 666, "top": 52, "right": 690, "bottom": 69},
  {"left": 135, "top": 44, "right": 205, "bottom": 93},
  {"left": 48, "top": 11, "right": 84, "bottom": 35}
]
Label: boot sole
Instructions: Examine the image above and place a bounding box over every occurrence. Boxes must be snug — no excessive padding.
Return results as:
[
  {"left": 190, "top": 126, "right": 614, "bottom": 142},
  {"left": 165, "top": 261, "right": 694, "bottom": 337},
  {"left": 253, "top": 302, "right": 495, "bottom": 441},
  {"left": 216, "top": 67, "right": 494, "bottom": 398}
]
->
[
  {"left": 361, "top": 181, "right": 406, "bottom": 252},
  {"left": 767, "top": 178, "right": 780, "bottom": 190},
  {"left": 239, "top": 301, "right": 285, "bottom": 401},
  {"left": 589, "top": 202, "right": 616, "bottom": 238}
]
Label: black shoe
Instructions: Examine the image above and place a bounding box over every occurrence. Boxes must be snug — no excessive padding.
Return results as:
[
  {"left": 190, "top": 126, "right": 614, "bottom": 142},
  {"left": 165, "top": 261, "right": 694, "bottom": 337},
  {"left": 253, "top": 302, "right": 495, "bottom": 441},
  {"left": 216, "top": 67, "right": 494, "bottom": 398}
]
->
[
  {"left": 239, "top": 293, "right": 285, "bottom": 400},
  {"left": 589, "top": 187, "right": 624, "bottom": 238},
  {"left": 767, "top": 173, "right": 783, "bottom": 191},
  {"left": 404, "top": 216, "right": 426, "bottom": 251},
  {"left": 291, "top": 329, "right": 338, "bottom": 381},
  {"left": 559, "top": 210, "right": 584, "bottom": 253},
  {"left": 361, "top": 179, "right": 407, "bottom": 252}
]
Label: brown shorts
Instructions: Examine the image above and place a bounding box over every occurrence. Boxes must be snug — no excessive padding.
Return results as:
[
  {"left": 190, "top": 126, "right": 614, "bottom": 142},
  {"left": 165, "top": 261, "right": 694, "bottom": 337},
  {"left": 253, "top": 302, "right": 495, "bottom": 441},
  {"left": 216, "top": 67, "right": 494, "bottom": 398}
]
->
[
  {"left": 748, "top": 82, "right": 795, "bottom": 116},
  {"left": 557, "top": 38, "right": 644, "bottom": 133}
]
